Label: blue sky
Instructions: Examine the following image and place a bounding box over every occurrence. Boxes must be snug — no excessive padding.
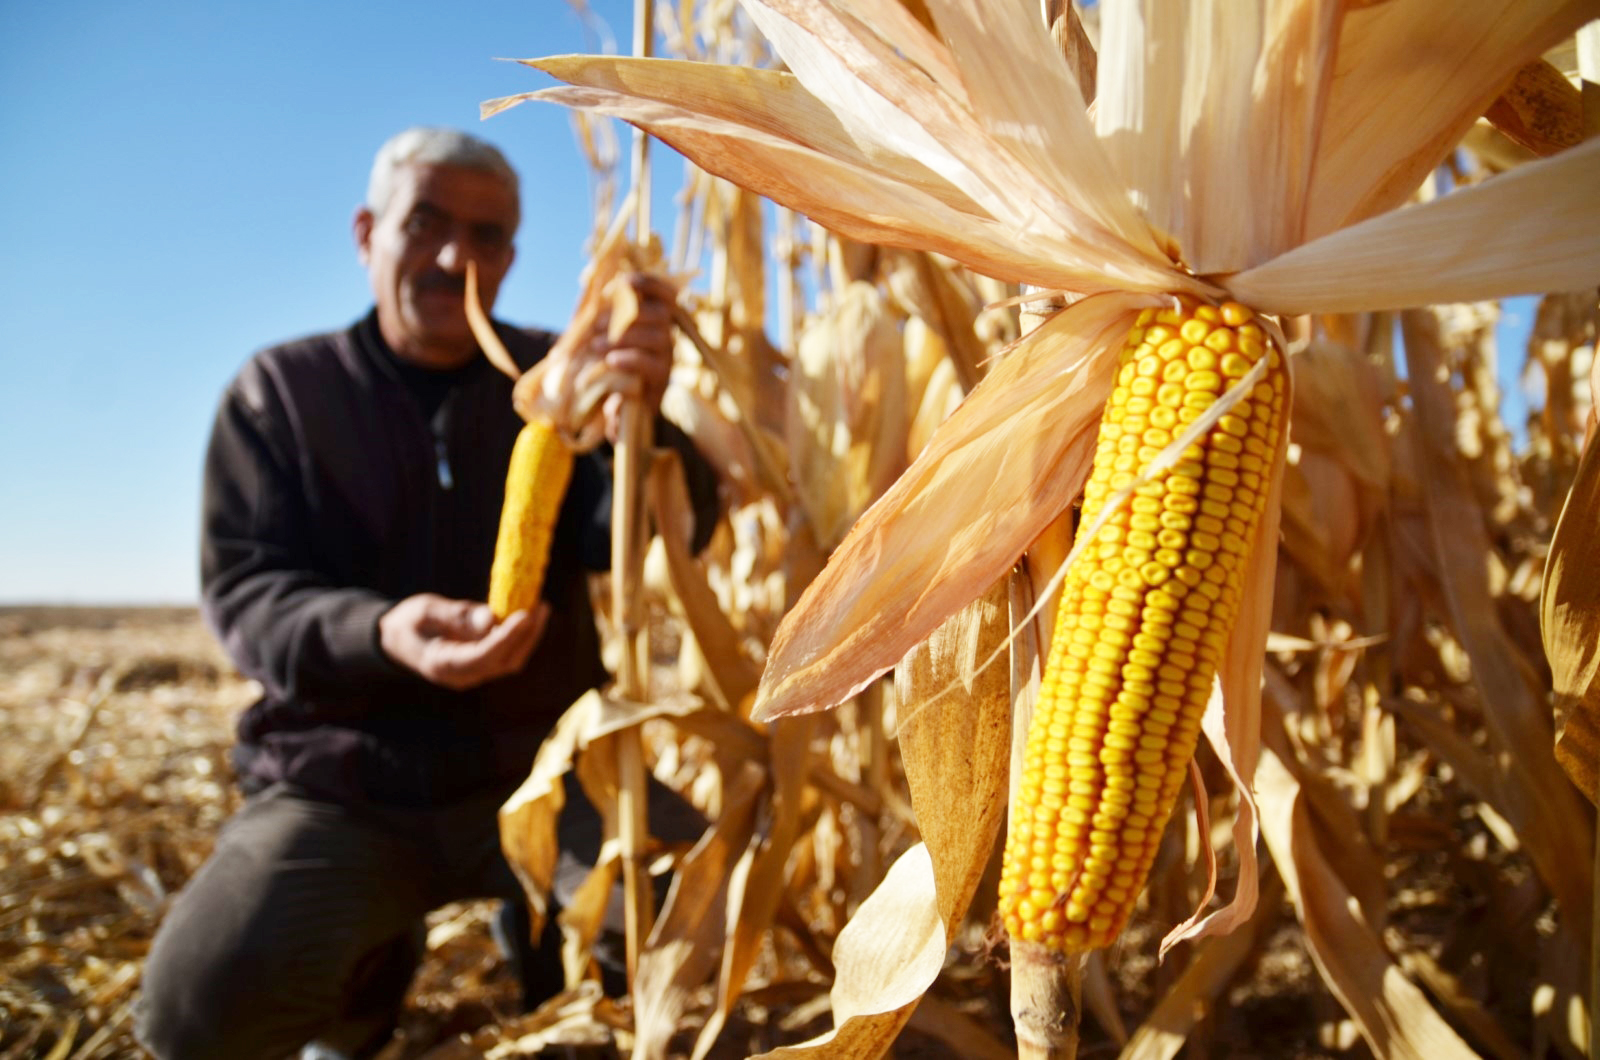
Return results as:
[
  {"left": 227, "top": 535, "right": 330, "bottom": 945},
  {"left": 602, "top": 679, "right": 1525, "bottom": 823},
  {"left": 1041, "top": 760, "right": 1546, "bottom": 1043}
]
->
[
  {"left": 0, "top": 0, "right": 653, "bottom": 603},
  {"left": 0, "top": 2, "right": 1547, "bottom": 604}
]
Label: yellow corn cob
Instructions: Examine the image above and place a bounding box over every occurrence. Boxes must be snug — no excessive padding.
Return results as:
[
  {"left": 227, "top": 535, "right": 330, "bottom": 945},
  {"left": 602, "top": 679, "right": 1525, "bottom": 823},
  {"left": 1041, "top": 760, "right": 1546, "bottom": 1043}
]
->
[
  {"left": 998, "top": 298, "right": 1285, "bottom": 953},
  {"left": 488, "top": 418, "right": 575, "bottom": 619}
]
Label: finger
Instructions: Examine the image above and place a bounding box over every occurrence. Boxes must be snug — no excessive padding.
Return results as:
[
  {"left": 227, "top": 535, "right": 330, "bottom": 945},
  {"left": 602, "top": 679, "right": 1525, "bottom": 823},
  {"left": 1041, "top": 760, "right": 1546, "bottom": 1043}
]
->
[
  {"left": 603, "top": 391, "right": 625, "bottom": 444},
  {"left": 498, "top": 604, "right": 549, "bottom": 672},
  {"left": 470, "top": 609, "right": 542, "bottom": 677},
  {"left": 419, "top": 596, "right": 494, "bottom": 640},
  {"left": 625, "top": 272, "right": 679, "bottom": 306},
  {"left": 423, "top": 630, "right": 513, "bottom": 688},
  {"left": 605, "top": 346, "right": 671, "bottom": 386}
]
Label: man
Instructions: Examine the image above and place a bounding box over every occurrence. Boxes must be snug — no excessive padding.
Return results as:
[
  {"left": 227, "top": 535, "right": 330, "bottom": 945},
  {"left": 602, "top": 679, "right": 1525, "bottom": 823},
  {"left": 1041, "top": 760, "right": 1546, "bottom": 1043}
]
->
[{"left": 136, "top": 127, "right": 716, "bottom": 1059}]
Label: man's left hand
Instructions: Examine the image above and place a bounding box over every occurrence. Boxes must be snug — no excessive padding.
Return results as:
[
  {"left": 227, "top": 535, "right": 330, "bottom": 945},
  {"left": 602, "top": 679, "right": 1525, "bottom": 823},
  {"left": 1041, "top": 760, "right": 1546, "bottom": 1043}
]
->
[{"left": 594, "top": 273, "right": 676, "bottom": 441}]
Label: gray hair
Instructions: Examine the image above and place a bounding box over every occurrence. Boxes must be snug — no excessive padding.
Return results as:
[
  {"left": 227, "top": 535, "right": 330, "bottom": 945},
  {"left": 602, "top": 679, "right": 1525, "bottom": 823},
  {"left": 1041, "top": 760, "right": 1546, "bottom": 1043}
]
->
[{"left": 365, "top": 126, "right": 521, "bottom": 226}]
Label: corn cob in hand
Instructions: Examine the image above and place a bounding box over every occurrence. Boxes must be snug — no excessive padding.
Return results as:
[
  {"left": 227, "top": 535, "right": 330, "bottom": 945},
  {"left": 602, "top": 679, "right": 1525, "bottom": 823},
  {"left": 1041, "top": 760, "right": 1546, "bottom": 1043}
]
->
[{"left": 488, "top": 418, "right": 574, "bottom": 618}]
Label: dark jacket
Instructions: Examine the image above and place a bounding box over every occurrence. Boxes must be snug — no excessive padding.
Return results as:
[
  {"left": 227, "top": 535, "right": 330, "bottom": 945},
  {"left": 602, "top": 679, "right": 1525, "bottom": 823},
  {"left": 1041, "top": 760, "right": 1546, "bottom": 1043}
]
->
[{"left": 201, "top": 311, "right": 716, "bottom": 807}]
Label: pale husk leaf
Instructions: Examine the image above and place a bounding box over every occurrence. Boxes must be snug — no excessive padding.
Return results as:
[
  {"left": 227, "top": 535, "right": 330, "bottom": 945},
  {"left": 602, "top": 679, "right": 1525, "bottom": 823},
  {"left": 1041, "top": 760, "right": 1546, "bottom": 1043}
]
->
[
  {"left": 521, "top": 81, "right": 1158, "bottom": 297},
  {"left": 632, "top": 765, "right": 765, "bottom": 1060},
  {"left": 752, "top": 293, "right": 1155, "bottom": 722},
  {"left": 1228, "top": 137, "right": 1600, "bottom": 314},
  {"left": 1543, "top": 402, "right": 1600, "bottom": 804},
  {"left": 894, "top": 578, "right": 1013, "bottom": 928},
  {"left": 1163, "top": 0, "right": 1261, "bottom": 273},
  {"left": 1097, "top": 0, "right": 1338, "bottom": 274},
  {"left": 751, "top": 844, "right": 945, "bottom": 1059},
  {"left": 788, "top": 280, "right": 908, "bottom": 549},
  {"left": 916, "top": 0, "right": 1166, "bottom": 261},
  {"left": 690, "top": 716, "right": 816, "bottom": 1060},
  {"left": 1306, "top": 0, "right": 1598, "bottom": 240},
  {"left": 749, "top": 0, "right": 1166, "bottom": 268},
  {"left": 831, "top": 0, "right": 967, "bottom": 102},
  {"left": 645, "top": 452, "right": 761, "bottom": 712},
  {"left": 1094, "top": 0, "right": 1185, "bottom": 244},
  {"left": 1240, "top": 0, "right": 1341, "bottom": 264},
  {"left": 500, "top": 58, "right": 971, "bottom": 212},
  {"left": 1256, "top": 747, "right": 1482, "bottom": 1060}
]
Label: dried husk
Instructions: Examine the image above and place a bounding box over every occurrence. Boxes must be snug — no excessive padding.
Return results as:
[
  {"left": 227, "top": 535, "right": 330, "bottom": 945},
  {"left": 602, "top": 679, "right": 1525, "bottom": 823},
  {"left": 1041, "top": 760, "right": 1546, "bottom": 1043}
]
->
[
  {"left": 787, "top": 279, "right": 908, "bottom": 549},
  {"left": 1543, "top": 397, "right": 1600, "bottom": 804},
  {"left": 754, "top": 292, "right": 1151, "bottom": 721}
]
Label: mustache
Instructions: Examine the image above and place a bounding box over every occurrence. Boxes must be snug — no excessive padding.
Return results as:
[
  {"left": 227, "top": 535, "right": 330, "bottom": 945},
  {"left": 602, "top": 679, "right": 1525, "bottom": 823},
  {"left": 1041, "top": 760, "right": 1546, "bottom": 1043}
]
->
[{"left": 413, "top": 273, "right": 466, "bottom": 296}]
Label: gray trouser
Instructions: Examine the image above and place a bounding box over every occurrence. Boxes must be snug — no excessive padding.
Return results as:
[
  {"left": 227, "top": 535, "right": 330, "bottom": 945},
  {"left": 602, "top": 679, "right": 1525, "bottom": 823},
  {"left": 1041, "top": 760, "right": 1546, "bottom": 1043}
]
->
[{"left": 134, "top": 782, "right": 565, "bottom": 1060}]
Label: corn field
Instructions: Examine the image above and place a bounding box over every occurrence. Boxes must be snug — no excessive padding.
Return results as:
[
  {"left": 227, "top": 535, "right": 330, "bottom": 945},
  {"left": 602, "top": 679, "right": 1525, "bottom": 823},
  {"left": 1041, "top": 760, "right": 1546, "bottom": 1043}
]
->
[{"left": 4, "top": 1, "right": 1600, "bottom": 1057}]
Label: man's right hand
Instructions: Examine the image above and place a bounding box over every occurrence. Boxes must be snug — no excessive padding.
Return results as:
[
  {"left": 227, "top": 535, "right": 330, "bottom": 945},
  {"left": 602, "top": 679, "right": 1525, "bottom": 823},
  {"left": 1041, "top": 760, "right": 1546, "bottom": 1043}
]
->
[{"left": 378, "top": 593, "right": 546, "bottom": 690}]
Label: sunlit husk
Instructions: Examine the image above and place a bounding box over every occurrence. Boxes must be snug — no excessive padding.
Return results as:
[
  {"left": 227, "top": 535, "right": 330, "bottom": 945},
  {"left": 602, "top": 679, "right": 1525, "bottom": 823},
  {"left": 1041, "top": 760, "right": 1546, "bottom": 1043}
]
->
[
  {"left": 1257, "top": 744, "right": 1483, "bottom": 1059},
  {"left": 1306, "top": 0, "right": 1598, "bottom": 239},
  {"left": 1542, "top": 419, "right": 1600, "bottom": 804},
  {"left": 753, "top": 293, "right": 1157, "bottom": 722},
  {"left": 1231, "top": 138, "right": 1600, "bottom": 314}
]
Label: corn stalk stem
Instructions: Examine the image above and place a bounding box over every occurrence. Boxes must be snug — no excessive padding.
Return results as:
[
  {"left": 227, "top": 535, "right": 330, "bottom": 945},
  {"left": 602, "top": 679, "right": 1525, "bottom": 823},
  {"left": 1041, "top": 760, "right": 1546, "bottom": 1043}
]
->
[
  {"left": 612, "top": 398, "right": 653, "bottom": 983},
  {"left": 613, "top": 0, "right": 656, "bottom": 986},
  {"left": 1010, "top": 941, "right": 1084, "bottom": 1060}
]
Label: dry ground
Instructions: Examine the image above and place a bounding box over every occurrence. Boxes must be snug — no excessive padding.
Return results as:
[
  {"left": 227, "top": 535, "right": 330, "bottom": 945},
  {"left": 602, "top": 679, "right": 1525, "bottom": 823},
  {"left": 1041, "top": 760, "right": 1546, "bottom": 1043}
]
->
[{"left": 2, "top": 606, "right": 1355, "bottom": 1059}]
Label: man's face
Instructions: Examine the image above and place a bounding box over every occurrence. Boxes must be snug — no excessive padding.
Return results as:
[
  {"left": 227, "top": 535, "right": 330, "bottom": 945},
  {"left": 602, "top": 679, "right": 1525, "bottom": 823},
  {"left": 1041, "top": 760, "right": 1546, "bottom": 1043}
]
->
[{"left": 354, "top": 162, "right": 518, "bottom": 369}]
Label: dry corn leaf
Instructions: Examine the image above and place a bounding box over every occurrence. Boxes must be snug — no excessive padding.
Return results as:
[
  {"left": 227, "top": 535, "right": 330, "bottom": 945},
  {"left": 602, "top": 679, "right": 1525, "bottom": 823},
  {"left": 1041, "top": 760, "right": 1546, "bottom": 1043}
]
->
[
  {"left": 646, "top": 451, "right": 761, "bottom": 711},
  {"left": 1256, "top": 744, "right": 1481, "bottom": 1060},
  {"left": 660, "top": 378, "right": 762, "bottom": 504},
  {"left": 894, "top": 577, "right": 1013, "bottom": 927},
  {"left": 885, "top": 251, "right": 987, "bottom": 392},
  {"left": 1119, "top": 876, "right": 1286, "bottom": 1060},
  {"left": 633, "top": 764, "right": 766, "bottom": 1060},
  {"left": 906, "top": 352, "right": 963, "bottom": 463},
  {"left": 788, "top": 280, "right": 908, "bottom": 548},
  {"left": 691, "top": 715, "right": 816, "bottom": 1060},
  {"left": 1404, "top": 307, "right": 1595, "bottom": 938},
  {"left": 901, "top": 0, "right": 1160, "bottom": 261},
  {"left": 752, "top": 843, "right": 944, "bottom": 1059},
  {"left": 1231, "top": 138, "right": 1600, "bottom": 314},
  {"left": 1542, "top": 421, "right": 1600, "bottom": 803},
  {"left": 1307, "top": 0, "right": 1597, "bottom": 238},
  {"left": 500, "top": 690, "right": 707, "bottom": 935},
  {"left": 558, "top": 833, "right": 623, "bottom": 990},
  {"left": 756, "top": 292, "right": 1149, "bottom": 721},
  {"left": 1484, "top": 58, "right": 1587, "bottom": 157}
]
